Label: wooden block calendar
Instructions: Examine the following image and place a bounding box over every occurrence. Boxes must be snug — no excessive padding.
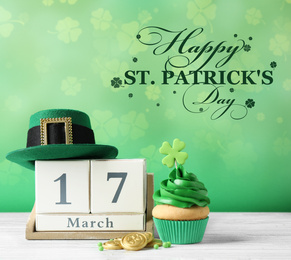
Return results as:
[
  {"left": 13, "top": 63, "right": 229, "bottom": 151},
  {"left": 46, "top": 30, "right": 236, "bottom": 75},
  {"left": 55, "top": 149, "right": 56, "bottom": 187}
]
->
[{"left": 26, "top": 159, "right": 154, "bottom": 240}]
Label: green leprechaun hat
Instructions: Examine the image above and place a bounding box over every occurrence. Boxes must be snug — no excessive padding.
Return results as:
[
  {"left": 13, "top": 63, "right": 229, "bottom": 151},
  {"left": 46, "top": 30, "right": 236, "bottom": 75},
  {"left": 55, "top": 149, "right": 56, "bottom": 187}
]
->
[{"left": 6, "top": 109, "right": 118, "bottom": 170}]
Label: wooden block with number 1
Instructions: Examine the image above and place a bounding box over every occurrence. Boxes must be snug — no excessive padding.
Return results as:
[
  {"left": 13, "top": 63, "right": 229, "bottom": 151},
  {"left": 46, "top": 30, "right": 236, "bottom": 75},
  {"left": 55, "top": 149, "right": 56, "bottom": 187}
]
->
[{"left": 35, "top": 160, "right": 90, "bottom": 214}]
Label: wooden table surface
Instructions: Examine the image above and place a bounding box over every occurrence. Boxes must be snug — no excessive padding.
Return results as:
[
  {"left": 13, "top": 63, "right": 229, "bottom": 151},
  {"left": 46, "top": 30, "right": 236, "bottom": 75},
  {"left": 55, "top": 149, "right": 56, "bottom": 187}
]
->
[{"left": 0, "top": 212, "right": 290, "bottom": 259}]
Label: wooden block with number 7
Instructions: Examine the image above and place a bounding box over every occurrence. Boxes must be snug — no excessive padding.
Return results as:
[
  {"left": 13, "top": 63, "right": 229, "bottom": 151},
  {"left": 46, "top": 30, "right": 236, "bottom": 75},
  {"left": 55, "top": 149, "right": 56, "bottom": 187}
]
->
[
  {"left": 35, "top": 160, "right": 90, "bottom": 214},
  {"left": 90, "top": 159, "right": 146, "bottom": 213}
]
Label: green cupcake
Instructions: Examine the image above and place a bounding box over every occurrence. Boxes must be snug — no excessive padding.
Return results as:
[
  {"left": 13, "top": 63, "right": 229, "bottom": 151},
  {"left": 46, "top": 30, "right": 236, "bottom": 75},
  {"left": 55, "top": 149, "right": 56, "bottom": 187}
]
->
[{"left": 152, "top": 139, "right": 210, "bottom": 244}]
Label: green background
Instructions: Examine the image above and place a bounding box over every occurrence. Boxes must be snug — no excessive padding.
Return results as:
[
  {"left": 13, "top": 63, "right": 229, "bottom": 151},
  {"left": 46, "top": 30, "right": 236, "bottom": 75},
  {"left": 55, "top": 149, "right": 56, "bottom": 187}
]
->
[{"left": 0, "top": 0, "right": 290, "bottom": 212}]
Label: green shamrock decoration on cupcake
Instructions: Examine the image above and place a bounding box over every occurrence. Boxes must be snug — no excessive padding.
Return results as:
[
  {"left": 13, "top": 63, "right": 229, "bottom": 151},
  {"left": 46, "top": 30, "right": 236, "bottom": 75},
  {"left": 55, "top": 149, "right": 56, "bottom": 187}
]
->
[{"left": 159, "top": 138, "right": 188, "bottom": 168}]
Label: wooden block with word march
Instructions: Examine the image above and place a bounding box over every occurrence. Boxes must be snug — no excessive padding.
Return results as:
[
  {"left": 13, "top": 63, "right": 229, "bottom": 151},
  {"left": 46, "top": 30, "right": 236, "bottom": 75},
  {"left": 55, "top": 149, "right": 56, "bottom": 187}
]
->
[
  {"left": 90, "top": 159, "right": 147, "bottom": 214},
  {"left": 35, "top": 160, "right": 90, "bottom": 214},
  {"left": 35, "top": 213, "right": 145, "bottom": 231}
]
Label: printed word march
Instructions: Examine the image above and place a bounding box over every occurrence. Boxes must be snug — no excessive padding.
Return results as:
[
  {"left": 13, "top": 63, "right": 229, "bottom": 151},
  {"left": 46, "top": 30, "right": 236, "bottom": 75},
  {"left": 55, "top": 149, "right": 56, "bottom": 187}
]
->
[{"left": 67, "top": 217, "right": 114, "bottom": 229}]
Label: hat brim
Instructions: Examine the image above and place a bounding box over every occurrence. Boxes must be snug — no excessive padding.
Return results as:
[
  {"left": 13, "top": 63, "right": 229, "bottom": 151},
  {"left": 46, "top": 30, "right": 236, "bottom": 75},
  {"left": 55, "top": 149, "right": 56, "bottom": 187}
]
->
[{"left": 6, "top": 144, "right": 118, "bottom": 171}]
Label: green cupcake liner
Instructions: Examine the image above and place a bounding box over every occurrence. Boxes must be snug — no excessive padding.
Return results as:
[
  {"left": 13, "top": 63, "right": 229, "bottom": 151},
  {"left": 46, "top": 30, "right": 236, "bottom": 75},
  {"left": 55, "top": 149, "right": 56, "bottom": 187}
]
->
[{"left": 153, "top": 216, "right": 209, "bottom": 244}]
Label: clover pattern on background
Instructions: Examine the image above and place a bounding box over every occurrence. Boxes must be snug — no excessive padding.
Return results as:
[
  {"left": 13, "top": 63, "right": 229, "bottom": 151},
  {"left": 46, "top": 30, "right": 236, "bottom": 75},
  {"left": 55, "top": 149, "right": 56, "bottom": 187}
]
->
[
  {"left": 117, "top": 21, "right": 149, "bottom": 55},
  {"left": 159, "top": 139, "right": 188, "bottom": 168},
  {"left": 91, "top": 110, "right": 120, "bottom": 143},
  {"left": 61, "top": 76, "right": 83, "bottom": 96},
  {"left": 245, "top": 8, "right": 263, "bottom": 25},
  {"left": 54, "top": 17, "right": 82, "bottom": 43},
  {"left": 119, "top": 111, "right": 149, "bottom": 140},
  {"left": 187, "top": 0, "right": 217, "bottom": 32},
  {"left": 91, "top": 8, "right": 112, "bottom": 31},
  {"left": 0, "top": 6, "right": 23, "bottom": 38},
  {"left": 269, "top": 34, "right": 290, "bottom": 56},
  {"left": 145, "top": 85, "right": 161, "bottom": 101}
]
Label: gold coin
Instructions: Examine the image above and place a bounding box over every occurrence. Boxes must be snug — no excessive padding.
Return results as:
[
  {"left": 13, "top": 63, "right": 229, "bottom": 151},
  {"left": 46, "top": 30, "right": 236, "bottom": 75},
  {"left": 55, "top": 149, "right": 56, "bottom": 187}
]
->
[
  {"left": 121, "top": 232, "right": 148, "bottom": 251},
  {"left": 103, "top": 240, "right": 123, "bottom": 250},
  {"left": 145, "top": 239, "right": 163, "bottom": 248},
  {"left": 114, "top": 237, "right": 122, "bottom": 241},
  {"left": 144, "top": 232, "right": 154, "bottom": 243}
]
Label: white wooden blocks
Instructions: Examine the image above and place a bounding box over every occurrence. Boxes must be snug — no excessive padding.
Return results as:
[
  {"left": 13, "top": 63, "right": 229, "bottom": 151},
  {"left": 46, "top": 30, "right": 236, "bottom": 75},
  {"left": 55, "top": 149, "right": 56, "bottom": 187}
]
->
[
  {"left": 35, "top": 159, "right": 147, "bottom": 231},
  {"left": 35, "top": 160, "right": 90, "bottom": 214},
  {"left": 90, "top": 159, "right": 146, "bottom": 213}
]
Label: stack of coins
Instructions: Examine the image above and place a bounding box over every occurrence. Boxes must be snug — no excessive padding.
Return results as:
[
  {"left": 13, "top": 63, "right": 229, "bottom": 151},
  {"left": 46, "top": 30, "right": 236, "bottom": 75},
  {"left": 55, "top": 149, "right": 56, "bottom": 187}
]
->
[{"left": 101, "top": 232, "right": 163, "bottom": 251}]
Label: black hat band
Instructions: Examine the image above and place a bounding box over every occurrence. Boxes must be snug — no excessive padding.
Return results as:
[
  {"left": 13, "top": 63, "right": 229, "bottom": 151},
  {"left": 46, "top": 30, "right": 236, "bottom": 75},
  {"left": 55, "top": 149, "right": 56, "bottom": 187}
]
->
[{"left": 26, "top": 123, "right": 95, "bottom": 147}]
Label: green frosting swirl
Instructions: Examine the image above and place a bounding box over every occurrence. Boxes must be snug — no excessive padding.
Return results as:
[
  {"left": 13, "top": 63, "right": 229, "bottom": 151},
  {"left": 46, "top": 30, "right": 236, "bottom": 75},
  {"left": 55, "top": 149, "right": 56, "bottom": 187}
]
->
[{"left": 153, "top": 164, "right": 210, "bottom": 208}]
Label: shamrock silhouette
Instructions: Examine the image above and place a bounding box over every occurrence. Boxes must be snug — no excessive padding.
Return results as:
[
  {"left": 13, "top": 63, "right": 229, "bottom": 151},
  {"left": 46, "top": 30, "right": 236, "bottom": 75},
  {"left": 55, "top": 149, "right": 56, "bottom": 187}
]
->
[
  {"left": 270, "top": 61, "right": 277, "bottom": 69},
  {"left": 111, "top": 77, "right": 122, "bottom": 88},
  {"left": 159, "top": 138, "right": 188, "bottom": 168},
  {"left": 245, "top": 99, "right": 255, "bottom": 108},
  {"left": 244, "top": 44, "right": 251, "bottom": 52}
]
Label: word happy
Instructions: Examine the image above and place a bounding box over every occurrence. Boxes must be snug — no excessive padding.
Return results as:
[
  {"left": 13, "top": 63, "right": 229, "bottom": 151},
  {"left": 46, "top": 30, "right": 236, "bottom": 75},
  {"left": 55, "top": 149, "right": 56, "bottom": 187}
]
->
[{"left": 138, "top": 27, "right": 244, "bottom": 71}]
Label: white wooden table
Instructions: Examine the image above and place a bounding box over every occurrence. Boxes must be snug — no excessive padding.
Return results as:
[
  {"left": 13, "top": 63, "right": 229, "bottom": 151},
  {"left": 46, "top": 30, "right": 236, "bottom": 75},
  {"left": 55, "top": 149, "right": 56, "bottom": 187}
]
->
[{"left": 0, "top": 212, "right": 290, "bottom": 259}]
